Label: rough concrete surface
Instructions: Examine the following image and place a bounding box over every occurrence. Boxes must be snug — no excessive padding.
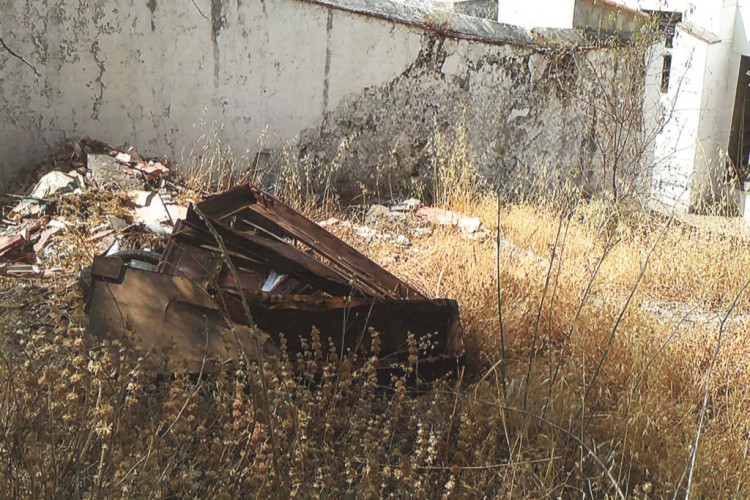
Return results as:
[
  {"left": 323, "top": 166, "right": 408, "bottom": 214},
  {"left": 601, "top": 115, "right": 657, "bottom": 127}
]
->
[{"left": 1, "top": 0, "right": 646, "bottom": 199}]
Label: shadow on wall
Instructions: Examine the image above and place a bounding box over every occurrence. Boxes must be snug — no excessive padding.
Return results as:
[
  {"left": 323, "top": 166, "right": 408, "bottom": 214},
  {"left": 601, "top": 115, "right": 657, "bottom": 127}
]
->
[{"left": 296, "top": 32, "right": 649, "bottom": 204}]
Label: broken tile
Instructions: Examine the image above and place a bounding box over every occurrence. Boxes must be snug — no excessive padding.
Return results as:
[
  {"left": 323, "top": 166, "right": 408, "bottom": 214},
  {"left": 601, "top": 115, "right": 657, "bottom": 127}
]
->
[
  {"left": 138, "top": 161, "right": 170, "bottom": 180},
  {"left": 33, "top": 226, "right": 62, "bottom": 257},
  {"left": 115, "top": 152, "right": 132, "bottom": 164},
  {"left": 0, "top": 234, "right": 24, "bottom": 258}
]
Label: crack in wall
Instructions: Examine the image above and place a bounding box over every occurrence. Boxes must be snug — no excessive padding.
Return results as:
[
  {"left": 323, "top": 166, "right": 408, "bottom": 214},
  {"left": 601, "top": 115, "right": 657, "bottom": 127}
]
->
[
  {"left": 211, "top": 0, "right": 224, "bottom": 89},
  {"left": 90, "top": 40, "right": 104, "bottom": 120},
  {"left": 322, "top": 10, "right": 333, "bottom": 119}
]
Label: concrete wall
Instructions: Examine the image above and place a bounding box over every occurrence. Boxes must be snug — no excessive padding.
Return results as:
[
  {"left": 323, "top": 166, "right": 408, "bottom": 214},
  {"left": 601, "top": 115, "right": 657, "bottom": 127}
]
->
[
  {"left": 620, "top": 0, "right": 749, "bottom": 210},
  {"left": 573, "top": 0, "right": 647, "bottom": 34},
  {"left": 1, "top": 0, "right": 646, "bottom": 202},
  {"left": 453, "top": 0, "right": 498, "bottom": 19}
]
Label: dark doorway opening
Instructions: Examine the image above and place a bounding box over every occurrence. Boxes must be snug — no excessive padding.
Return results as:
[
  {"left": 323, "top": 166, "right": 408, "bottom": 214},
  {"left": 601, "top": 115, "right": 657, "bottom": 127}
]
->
[{"left": 729, "top": 56, "right": 750, "bottom": 181}]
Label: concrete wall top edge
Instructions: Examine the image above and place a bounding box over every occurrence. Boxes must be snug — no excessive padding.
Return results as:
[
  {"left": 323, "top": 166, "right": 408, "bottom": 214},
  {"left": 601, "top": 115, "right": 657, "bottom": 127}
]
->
[{"left": 301, "top": 0, "right": 616, "bottom": 48}]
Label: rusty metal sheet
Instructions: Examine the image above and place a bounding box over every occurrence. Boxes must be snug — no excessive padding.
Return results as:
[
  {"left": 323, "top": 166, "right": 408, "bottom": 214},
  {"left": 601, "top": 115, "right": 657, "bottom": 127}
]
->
[
  {"left": 88, "top": 183, "right": 464, "bottom": 379},
  {"left": 195, "top": 185, "right": 424, "bottom": 299},
  {"left": 91, "top": 255, "right": 127, "bottom": 280},
  {"left": 172, "top": 216, "right": 361, "bottom": 297},
  {"left": 219, "top": 291, "right": 463, "bottom": 379},
  {"left": 87, "top": 257, "right": 276, "bottom": 372}
]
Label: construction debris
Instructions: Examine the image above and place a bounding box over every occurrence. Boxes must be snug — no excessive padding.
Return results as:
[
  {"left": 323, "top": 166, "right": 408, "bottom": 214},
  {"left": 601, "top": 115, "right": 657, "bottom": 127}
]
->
[
  {"left": 86, "top": 184, "right": 464, "bottom": 379},
  {"left": 130, "top": 190, "right": 176, "bottom": 235},
  {"left": 89, "top": 151, "right": 170, "bottom": 190},
  {"left": 1, "top": 138, "right": 174, "bottom": 273},
  {"left": 8, "top": 171, "right": 78, "bottom": 220},
  {"left": 2, "top": 139, "right": 463, "bottom": 380},
  {"left": 320, "top": 217, "right": 412, "bottom": 246},
  {"left": 0, "top": 264, "right": 61, "bottom": 277},
  {"left": 88, "top": 154, "right": 143, "bottom": 190},
  {"left": 417, "top": 206, "right": 489, "bottom": 238},
  {"left": 391, "top": 198, "right": 422, "bottom": 212},
  {"left": 0, "top": 217, "right": 50, "bottom": 261}
]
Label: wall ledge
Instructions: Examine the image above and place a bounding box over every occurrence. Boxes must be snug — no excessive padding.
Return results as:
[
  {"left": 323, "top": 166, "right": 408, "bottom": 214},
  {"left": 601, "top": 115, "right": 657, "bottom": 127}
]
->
[{"left": 300, "top": 0, "right": 621, "bottom": 49}]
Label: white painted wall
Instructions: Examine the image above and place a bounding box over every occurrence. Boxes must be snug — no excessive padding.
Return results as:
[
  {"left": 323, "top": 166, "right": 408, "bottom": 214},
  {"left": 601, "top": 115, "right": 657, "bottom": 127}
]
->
[
  {"left": 497, "top": 0, "right": 575, "bottom": 28},
  {"left": 620, "top": 1, "right": 745, "bottom": 208},
  {"left": 695, "top": 4, "right": 738, "bottom": 198},
  {"left": 609, "top": 0, "right": 750, "bottom": 209},
  {"left": 651, "top": 29, "right": 707, "bottom": 209},
  {"left": 1, "top": 0, "right": 645, "bottom": 201}
]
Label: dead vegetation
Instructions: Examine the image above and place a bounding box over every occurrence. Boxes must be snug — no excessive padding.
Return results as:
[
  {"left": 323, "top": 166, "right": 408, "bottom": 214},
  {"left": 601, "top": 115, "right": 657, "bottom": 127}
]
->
[{"left": 2, "top": 134, "right": 750, "bottom": 498}]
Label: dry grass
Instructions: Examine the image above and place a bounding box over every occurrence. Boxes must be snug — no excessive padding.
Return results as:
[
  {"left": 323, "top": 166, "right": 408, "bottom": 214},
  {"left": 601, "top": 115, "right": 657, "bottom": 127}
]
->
[
  {"left": 361, "top": 198, "right": 750, "bottom": 497},
  {"left": 3, "top": 136, "right": 750, "bottom": 497}
]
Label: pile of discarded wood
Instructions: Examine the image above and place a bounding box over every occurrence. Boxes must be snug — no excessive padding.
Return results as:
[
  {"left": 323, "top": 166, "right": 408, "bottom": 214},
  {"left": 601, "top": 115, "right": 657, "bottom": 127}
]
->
[{"left": 86, "top": 184, "right": 464, "bottom": 379}]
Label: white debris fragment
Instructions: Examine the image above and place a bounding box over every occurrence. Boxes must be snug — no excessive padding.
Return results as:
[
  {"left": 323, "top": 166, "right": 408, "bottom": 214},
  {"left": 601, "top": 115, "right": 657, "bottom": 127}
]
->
[
  {"left": 165, "top": 204, "right": 188, "bottom": 224},
  {"left": 391, "top": 198, "right": 422, "bottom": 212},
  {"left": 318, "top": 217, "right": 341, "bottom": 228},
  {"left": 129, "top": 190, "right": 174, "bottom": 234},
  {"left": 353, "top": 225, "right": 378, "bottom": 240},
  {"left": 417, "top": 207, "right": 488, "bottom": 237},
  {"left": 394, "top": 234, "right": 411, "bottom": 246},
  {"left": 9, "top": 171, "right": 78, "bottom": 220},
  {"left": 115, "top": 152, "right": 132, "bottom": 164},
  {"left": 457, "top": 216, "right": 482, "bottom": 235}
]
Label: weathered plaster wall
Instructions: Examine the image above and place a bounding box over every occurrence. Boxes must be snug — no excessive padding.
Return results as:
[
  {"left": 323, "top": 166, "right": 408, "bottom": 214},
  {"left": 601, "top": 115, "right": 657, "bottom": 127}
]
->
[
  {"left": 307, "top": 30, "right": 641, "bottom": 199},
  {"left": 573, "top": 0, "right": 647, "bottom": 35},
  {"left": 453, "top": 0, "right": 498, "bottom": 20},
  {"left": 1, "top": 0, "right": 644, "bottom": 201}
]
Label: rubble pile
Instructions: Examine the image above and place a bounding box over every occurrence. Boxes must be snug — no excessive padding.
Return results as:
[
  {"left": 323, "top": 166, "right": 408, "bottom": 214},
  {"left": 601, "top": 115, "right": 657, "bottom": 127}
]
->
[
  {"left": 1, "top": 139, "right": 178, "bottom": 277},
  {"left": 1, "top": 139, "right": 468, "bottom": 380},
  {"left": 321, "top": 198, "right": 490, "bottom": 248}
]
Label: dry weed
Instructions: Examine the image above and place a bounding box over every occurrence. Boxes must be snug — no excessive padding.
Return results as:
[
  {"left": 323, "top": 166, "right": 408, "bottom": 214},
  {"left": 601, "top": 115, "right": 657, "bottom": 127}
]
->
[{"left": 3, "top": 130, "right": 750, "bottom": 497}]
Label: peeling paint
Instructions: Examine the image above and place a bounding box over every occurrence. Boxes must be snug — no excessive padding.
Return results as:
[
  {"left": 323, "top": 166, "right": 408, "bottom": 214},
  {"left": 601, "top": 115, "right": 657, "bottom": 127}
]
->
[{"left": 1, "top": 0, "right": 645, "bottom": 201}]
